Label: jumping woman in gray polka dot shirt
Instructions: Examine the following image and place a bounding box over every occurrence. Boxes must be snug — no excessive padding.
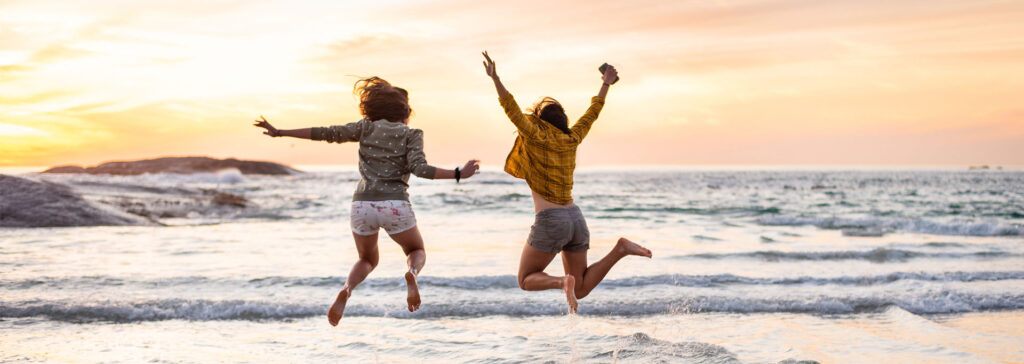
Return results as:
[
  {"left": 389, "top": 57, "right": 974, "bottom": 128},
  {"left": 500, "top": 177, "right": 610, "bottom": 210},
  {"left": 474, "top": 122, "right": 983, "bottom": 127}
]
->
[{"left": 254, "top": 77, "right": 480, "bottom": 326}]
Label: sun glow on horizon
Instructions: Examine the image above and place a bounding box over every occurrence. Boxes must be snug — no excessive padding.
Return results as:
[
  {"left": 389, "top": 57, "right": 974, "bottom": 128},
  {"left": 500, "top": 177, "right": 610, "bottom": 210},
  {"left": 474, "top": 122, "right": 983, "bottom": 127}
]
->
[{"left": 2, "top": 0, "right": 1022, "bottom": 167}]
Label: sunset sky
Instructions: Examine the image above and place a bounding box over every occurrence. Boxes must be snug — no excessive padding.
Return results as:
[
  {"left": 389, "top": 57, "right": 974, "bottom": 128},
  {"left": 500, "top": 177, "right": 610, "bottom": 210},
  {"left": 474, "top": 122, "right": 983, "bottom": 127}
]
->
[{"left": 1, "top": 0, "right": 1022, "bottom": 168}]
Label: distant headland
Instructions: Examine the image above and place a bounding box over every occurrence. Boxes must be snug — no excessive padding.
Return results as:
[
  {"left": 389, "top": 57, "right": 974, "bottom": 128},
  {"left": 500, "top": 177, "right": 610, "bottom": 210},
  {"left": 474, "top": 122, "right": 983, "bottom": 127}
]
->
[{"left": 42, "top": 156, "right": 300, "bottom": 175}]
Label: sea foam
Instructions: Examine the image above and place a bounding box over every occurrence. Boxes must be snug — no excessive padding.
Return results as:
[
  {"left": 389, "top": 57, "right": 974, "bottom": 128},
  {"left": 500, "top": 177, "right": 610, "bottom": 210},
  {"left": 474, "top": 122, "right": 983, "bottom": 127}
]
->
[
  {"left": 4, "top": 289, "right": 1021, "bottom": 322},
  {"left": 757, "top": 216, "right": 1024, "bottom": 236}
]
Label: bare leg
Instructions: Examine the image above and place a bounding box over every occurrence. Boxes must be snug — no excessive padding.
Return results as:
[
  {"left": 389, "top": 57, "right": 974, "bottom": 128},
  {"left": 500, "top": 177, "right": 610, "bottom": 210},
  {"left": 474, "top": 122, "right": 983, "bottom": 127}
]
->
[
  {"left": 518, "top": 244, "right": 578, "bottom": 313},
  {"left": 329, "top": 232, "right": 380, "bottom": 326},
  {"left": 562, "top": 237, "right": 652, "bottom": 299},
  {"left": 389, "top": 226, "right": 426, "bottom": 312}
]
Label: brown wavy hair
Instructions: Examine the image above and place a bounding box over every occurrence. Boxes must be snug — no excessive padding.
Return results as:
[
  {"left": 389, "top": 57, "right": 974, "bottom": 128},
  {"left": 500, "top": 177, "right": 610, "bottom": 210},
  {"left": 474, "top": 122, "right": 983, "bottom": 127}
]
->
[
  {"left": 527, "top": 97, "right": 570, "bottom": 135},
  {"left": 353, "top": 77, "right": 411, "bottom": 122}
]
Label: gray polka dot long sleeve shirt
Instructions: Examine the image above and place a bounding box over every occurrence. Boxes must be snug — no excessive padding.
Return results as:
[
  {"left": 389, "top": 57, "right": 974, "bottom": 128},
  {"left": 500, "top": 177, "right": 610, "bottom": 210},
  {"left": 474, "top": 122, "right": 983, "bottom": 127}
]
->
[{"left": 311, "top": 118, "right": 438, "bottom": 201}]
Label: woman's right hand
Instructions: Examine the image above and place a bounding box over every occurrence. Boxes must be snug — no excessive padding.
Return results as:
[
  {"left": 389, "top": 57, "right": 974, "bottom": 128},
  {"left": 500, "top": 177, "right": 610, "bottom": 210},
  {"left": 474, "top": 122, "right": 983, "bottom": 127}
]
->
[
  {"left": 253, "top": 115, "right": 281, "bottom": 137},
  {"left": 461, "top": 159, "right": 481, "bottom": 179},
  {"left": 482, "top": 51, "right": 498, "bottom": 79},
  {"left": 482, "top": 51, "right": 511, "bottom": 98}
]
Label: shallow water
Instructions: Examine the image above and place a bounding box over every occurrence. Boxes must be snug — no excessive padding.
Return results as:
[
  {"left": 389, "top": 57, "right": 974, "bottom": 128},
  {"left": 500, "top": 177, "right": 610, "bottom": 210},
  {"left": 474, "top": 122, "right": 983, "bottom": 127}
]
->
[{"left": 2, "top": 167, "right": 1023, "bottom": 363}]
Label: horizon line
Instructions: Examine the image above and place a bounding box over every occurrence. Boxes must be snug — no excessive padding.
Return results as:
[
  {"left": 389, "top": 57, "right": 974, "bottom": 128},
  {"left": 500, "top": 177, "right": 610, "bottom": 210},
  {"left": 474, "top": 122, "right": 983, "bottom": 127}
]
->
[
  {"left": 1, "top": 154, "right": 1020, "bottom": 169},
  {"left": 2, "top": 163, "right": 1021, "bottom": 174}
]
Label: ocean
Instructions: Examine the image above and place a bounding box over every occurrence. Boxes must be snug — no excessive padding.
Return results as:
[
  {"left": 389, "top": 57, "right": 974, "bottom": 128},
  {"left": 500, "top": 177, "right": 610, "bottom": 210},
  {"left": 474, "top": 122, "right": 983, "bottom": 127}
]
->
[{"left": 2, "top": 166, "right": 1022, "bottom": 363}]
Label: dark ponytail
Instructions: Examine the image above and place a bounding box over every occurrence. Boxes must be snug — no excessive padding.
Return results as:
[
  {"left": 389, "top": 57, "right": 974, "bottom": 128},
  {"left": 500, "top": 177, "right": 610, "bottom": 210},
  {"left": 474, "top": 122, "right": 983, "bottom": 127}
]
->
[{"left": 529, "top": 97, "right": 570, "bottom": 135}]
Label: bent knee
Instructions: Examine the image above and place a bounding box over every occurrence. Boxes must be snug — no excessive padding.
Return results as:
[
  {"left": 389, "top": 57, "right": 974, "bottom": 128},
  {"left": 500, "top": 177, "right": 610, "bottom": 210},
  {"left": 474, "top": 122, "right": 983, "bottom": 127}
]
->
[
  {"left": 574, "top": 288, "right": 590, "bottom": 299},
  {"left": 516, "top": 274, "right": 529, "bottom": 290},
  {"left": 362, "top": 256, "right": 380, "bottom": 269}
]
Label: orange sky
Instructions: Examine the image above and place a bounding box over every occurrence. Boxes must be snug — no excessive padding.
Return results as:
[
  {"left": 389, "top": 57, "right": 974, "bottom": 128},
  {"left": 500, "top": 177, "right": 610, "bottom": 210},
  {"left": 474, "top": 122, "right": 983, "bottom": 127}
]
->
[{"left": 2, "top": 0, "right": 1022, "bottom": 167}]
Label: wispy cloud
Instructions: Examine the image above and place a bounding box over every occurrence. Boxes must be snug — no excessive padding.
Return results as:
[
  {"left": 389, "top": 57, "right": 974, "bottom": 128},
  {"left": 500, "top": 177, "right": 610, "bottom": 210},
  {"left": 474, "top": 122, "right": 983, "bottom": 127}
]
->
[{"left": 0, "top": 122, "right": 47, "bottom": 136}]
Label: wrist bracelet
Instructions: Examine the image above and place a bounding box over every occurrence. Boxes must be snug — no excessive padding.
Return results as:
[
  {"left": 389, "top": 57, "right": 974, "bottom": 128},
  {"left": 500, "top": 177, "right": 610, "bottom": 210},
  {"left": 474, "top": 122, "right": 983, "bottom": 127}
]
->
[{"left": 455, "top": 167, "right": 461, "bottom": 183}]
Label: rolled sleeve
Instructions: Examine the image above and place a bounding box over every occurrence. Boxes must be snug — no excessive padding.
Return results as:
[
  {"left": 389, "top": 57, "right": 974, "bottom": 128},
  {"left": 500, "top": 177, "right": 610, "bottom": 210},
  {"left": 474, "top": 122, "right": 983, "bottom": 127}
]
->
[
  {"left": 405, "top": 129, "right": 437, "bottom": 179},
  {"left": 499, "top": 93, "right": 538, "bottom": 138},
  {"left": 570, "top": 97, "right": 605, "bottom": 141}
]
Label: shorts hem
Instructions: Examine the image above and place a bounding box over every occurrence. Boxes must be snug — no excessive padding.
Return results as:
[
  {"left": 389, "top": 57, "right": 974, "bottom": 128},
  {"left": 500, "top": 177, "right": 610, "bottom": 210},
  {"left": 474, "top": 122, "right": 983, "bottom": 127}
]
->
[
  {"left": 384, "top": 223, "right": 417, "bottom": 236},
  {"left": 351, "top": 228, "right": 379, "bottom": 236},
  {"left": 527, "top": 241, "right": 562, "bottom": 254},
  {"left": 563, "top": 245, "right": 590, "bottom": 253}
]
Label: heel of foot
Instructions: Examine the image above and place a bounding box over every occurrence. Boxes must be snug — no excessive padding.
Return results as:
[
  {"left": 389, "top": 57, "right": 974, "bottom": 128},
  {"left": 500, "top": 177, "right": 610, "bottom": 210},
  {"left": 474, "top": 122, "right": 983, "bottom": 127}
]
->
[
  {"left": 563, "top": 276, "right": 578, "bottom": 314},
  {"left": 328, "top": 288, "right": 351, "bottom": 326},
  {"left": 405, "top": 270, "right": 422, "bottom": 312},
  {"left": 405, "top": 271, "right": 417, "bottom": 286}
]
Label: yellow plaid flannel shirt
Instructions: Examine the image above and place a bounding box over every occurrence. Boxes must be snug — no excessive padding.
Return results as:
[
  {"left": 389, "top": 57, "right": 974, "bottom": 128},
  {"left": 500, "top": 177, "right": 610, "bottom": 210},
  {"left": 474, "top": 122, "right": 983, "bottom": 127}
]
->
[{"left": 499, "top": 93, "right": 605, "bottom": 205}]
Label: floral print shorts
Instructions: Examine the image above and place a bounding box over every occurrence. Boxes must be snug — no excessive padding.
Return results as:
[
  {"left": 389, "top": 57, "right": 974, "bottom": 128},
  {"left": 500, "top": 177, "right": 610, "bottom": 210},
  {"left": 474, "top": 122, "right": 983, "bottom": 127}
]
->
[{"left": 350, "top": 200, "right": 417, "bottom": 236}]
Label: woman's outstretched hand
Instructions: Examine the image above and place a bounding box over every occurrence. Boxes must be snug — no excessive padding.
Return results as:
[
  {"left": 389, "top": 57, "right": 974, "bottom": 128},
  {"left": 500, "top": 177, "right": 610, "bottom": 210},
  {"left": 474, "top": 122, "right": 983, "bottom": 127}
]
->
[
  {"left": 461, "top": 159, "right": 481, "bottom": 179},
  {"left": 253, "top": 115, "right": 281, "bottom": 137},
  {"left": 482, "top": 51, "right": 498, "bottom": 79},
  {"left": 602, "top": 65, "right": 619, "bottom": 85}
]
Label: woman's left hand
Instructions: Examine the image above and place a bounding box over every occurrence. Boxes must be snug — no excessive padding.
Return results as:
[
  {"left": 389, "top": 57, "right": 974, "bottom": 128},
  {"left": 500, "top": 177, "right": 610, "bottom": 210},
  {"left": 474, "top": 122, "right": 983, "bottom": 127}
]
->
[
  {"left": 461, "top": 159, "right": 481, "bottom": 179},
  {"left": 253, "top": 115, "right": 281, "bottom": 137}
]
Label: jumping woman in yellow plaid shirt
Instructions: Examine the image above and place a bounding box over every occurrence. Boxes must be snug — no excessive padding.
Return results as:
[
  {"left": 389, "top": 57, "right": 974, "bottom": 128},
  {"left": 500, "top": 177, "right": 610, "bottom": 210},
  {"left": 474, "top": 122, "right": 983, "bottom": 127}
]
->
[{"left": 482, "top": 51, "right": 652, "bottom": 313}]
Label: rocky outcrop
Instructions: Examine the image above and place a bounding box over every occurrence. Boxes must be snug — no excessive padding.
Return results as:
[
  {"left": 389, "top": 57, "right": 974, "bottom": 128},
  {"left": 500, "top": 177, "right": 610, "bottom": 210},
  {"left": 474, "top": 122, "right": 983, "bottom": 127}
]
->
[
  {"left": 103, "top": 188, "right": 250, "bottom": 220},
  {"left": 42, "top": 156, "right": 299, "bottom": 175},
  {"left": 0, "top": 175, "right": 153, "bottom": 227}
]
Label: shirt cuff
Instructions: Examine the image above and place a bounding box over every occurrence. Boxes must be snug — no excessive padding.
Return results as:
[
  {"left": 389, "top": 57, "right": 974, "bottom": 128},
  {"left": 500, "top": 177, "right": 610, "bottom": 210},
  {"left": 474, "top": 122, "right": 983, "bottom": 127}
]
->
[
  {"left": 415, "top": 165, "right": 438, "bottom": 180},
  {"left": 309, "top": 127, "right": 327, "bottom": 141}
]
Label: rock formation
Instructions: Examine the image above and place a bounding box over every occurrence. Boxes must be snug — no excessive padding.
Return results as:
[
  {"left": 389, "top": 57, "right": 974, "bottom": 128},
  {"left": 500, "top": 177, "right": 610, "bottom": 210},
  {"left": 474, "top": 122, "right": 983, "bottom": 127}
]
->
[{"left": 0, "top": 175, "right": 153, "bottom": 227}]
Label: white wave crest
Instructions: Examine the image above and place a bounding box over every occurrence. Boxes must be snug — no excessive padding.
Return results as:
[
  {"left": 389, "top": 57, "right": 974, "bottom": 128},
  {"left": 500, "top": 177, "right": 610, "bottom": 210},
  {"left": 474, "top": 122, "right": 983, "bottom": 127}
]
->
[
  {"left": 758, "top": 216, "right": 1024, "bottom": 236},
  {"left": 7, "top": 271, "right": 1024, "bottom": 291},
  {"left": 3, "top": 289, "right": 1022, "bottom": 322},
  {"left": 136, "top": 168, "right": 246, "bottom": 185}
]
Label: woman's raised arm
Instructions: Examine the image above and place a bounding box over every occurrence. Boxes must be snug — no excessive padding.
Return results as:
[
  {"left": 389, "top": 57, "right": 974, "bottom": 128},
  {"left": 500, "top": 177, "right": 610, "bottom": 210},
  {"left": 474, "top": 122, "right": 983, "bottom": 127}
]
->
[
  {"left": 569, "top": 65, "right": 618, "bottom": 140},
  {"left": 253, "top": 115, "right": 312, "bottom": 139},
  {"left": 482, "top": 51, "right": 538, "bottom": 136},
  {"left": 597, "top": 65, "right": 618, "bottom": 99},
  {"left": 254, "top": 116, "right": 368, "bottom": 143},
  {"left": 482, "top": 51, "right": 509, "bottom": 98}
]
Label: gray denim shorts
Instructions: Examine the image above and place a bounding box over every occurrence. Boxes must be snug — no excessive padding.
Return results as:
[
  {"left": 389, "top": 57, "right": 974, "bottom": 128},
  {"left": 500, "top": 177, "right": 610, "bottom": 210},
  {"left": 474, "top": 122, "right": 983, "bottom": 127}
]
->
[{"left": 527, "top": 205, "right": 590, "bottom": 254}]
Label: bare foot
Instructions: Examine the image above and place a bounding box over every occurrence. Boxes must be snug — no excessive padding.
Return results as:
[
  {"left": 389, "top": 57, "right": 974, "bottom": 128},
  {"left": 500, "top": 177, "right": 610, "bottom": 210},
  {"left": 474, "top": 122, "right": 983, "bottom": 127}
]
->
[
  {"left": 616, "top": 237, "right": 653, "bottom": 258},
  {"left": 405, "top": 269, "right": 421, "bottom": 312},
  {"left": 328, "top": 287, "right": 350, "bottom": 326},
  {"left": 562, "top": 275, "right": 578, "bottom": 314}
]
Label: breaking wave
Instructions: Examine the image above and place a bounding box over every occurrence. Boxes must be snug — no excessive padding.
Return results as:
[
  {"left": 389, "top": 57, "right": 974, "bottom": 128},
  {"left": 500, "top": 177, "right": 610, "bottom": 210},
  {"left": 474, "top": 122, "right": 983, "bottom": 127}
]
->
[
  {"left": 4, "top": 290, "right": 1022, "bottom": 322},
  {"left": 5, "top": 271, "right": 1022, "bottom": 291},
  {"left": 757, "top": 216, "right": 1024, "bottom": 237},
  {"left": 673, "top": 248, "right": 1017, "bottom": 262}
]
